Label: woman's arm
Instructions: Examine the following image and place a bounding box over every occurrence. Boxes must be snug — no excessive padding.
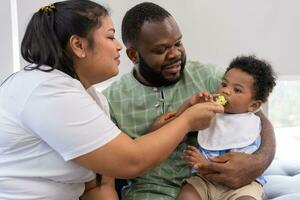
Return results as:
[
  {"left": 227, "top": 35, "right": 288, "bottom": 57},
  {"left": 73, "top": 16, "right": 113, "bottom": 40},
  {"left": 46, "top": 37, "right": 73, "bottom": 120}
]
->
[
  {"left": 73, "top": 102, "right": 223, "bottom": 179},
  {"left": 196, "top": 110, "right": 276, "bottom": 188}
]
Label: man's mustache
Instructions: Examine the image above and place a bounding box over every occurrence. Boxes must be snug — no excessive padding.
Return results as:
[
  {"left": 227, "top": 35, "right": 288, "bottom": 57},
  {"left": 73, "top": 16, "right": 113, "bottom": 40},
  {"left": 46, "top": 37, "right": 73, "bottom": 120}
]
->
[{"left": 161, "top": 58, "right": 183, "bottom": 69}]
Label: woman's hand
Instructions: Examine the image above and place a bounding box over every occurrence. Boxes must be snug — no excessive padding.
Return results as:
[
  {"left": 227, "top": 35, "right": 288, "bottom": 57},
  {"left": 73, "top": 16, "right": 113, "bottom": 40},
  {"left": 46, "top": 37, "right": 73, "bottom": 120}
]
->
[
  {"left": 176, "top": 91, "right": 214, "bottom": 116},
  {"left": 149, "top": 92, "right": 216, "bottom": 132},
  {"left": 180, "top": 102, "right": 224, "bottom": 131}
]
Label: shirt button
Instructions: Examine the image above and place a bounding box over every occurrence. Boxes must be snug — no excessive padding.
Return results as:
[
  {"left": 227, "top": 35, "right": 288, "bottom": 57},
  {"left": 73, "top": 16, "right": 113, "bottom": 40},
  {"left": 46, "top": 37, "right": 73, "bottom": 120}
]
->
[
  {"left": 155, "top": 103, "right": 160, "bottom": 108},
  {"left": 153, "top": 87, "right": 158, "bottom": 92}
]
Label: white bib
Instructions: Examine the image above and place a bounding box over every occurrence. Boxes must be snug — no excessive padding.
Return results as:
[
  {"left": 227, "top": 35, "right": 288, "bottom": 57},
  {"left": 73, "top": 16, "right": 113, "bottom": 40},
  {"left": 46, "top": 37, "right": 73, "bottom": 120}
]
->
[{"left": 197, "top": 113, "right": 261, "bottom": 150}]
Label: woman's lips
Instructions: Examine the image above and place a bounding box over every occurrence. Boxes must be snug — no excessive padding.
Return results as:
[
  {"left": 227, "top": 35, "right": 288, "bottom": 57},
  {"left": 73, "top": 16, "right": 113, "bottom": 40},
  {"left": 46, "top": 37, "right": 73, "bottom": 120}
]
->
[{"left": 115, "top": 56, "right": 120, "bottom": 65}]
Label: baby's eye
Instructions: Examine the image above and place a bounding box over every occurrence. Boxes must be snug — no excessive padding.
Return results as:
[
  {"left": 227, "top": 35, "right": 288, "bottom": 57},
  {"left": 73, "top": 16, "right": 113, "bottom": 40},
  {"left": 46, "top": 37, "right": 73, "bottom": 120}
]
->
[
  {"left": 234, "top": 87, "right": 242, "bottom": 93},
  {"left": 221, "top": 82, "right": 227, "bottom": 87}
]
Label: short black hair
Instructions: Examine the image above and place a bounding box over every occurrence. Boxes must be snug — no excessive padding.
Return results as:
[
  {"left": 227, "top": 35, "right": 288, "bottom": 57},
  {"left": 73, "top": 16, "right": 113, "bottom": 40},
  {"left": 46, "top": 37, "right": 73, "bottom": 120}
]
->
[
  {"left": 121, "top": 2, "right": 171, "bottom": 47},
  {"left": 21, "top": 0, "right": 109, "bottom": 78},
  {"left": 226, "top": 55, "right": 277, "bottom": 102}
]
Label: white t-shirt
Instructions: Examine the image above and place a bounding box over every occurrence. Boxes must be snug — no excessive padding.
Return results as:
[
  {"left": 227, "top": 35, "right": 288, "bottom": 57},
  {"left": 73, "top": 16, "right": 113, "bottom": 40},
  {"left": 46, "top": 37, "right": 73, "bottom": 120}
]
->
[{"left": 0, "top": 67, "right": 121, "bottom": 199}]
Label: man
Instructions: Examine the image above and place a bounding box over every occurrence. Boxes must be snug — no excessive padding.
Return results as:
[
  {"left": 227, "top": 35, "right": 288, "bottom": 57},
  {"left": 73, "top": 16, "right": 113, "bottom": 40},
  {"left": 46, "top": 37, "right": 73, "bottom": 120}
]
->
[{"left": 103, "top": 2, "right": 275, "bottom": 200}]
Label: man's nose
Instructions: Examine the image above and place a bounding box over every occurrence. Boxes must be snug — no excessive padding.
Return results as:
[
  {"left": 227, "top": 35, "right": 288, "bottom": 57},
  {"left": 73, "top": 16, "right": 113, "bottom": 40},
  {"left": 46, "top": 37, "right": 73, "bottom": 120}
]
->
[{"left": 166, "top": 46, "right": 181, "bottom": 60}]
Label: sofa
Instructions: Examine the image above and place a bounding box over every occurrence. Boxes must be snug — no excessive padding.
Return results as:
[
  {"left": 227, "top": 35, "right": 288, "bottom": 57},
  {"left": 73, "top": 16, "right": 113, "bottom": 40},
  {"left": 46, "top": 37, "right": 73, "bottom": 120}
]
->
[{"left": 263, "top": 159, "right": 300, "bottom": 199}]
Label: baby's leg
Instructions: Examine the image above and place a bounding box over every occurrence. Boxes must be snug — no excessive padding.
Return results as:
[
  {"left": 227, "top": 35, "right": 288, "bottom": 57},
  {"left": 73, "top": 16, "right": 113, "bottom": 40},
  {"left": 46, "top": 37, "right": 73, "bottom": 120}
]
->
[
  {"left": 176, "top": 183, "right": 202, "bottom": 200},
  {"left": 227, "top": 181, "right": 263, "bottom": 200}
]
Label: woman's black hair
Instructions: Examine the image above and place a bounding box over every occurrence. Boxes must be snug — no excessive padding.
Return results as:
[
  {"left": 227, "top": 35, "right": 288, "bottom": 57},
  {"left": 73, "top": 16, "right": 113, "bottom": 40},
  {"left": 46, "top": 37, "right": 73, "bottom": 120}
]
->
[{"left": 21, "top": 0, "right": 109, "bottom": 78}]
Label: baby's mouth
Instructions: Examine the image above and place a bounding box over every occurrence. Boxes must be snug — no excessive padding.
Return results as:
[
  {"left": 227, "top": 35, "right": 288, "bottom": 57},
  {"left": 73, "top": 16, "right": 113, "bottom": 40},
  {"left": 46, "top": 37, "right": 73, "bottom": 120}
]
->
[{"left": 214, "top": 94, "right": 229, "bottom": 107}]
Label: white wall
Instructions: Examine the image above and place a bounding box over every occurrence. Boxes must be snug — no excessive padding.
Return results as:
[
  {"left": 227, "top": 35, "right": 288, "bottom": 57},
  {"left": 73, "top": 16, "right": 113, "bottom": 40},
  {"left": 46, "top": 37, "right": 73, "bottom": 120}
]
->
[
  {"left": 0, "top": 0, "right": 14, "bottom": 82},
  {"left": 2, "top": 0, "right": 300, "bottom": 84}
]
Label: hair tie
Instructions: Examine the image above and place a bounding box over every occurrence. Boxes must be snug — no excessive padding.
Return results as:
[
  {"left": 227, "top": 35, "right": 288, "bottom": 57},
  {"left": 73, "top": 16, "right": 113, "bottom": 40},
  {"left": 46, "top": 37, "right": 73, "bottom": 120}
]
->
[{"left": 40, "top": 4, "right": 55, "bottom": 13}]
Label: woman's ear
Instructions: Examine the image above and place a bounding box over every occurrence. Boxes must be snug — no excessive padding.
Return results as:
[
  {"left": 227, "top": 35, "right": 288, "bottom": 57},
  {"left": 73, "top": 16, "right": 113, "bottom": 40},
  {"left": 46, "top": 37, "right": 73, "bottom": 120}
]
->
[
  {"left": 126, "top": 47, "right": 138, "bottom": 64},
  {"left": 69, "top": 35, "right": 87, "bottom": 59},
  {"left": 248, "top": 100, "right": 262, "bottom": 112}
]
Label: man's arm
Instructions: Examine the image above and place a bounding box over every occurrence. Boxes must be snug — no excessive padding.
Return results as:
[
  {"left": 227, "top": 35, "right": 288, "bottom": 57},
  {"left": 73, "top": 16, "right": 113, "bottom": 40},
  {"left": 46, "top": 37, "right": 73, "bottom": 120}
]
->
[
  {"left": 196, "top": 110, "right": 276, "bottom": 188},
  {"left": 253, "top": 111, "right": 276, "bottom": 171}
]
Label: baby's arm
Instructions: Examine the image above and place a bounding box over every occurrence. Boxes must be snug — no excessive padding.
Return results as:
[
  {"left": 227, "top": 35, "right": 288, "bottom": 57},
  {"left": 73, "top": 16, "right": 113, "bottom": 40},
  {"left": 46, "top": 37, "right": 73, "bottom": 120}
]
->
[{"left": 148, "top": 111, "right": 176, "bottom": 132}]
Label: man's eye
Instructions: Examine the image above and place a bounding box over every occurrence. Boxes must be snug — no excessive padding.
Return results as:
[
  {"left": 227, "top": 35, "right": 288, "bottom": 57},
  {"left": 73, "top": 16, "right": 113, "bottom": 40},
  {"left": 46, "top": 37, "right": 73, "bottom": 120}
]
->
[
  {"left": 175, "top": 41, "right": 182, "bottom": 47},
  {"left": 155, "top": 48, "right": 167, "bottom": 54}
]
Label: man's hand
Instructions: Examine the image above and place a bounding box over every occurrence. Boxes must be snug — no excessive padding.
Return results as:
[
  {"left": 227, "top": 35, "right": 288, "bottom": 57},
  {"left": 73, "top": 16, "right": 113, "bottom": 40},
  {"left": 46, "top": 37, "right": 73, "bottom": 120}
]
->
[{"left": 199, "top": 152, "right": 263, "bottom": 189}]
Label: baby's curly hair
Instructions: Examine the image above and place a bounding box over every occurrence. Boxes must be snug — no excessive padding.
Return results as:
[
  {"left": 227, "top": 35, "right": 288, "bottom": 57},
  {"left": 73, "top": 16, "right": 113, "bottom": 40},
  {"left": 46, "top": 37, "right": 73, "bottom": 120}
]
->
[{"left": 226, "top": 55, "right": 277, "bottom": 102}]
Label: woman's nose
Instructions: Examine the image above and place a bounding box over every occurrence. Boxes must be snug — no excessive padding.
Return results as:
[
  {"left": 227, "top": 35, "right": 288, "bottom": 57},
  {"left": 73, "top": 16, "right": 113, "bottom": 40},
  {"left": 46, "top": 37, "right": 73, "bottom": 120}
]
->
[{"left": 116, "top": 39, "right": 123, "bottom": 51}]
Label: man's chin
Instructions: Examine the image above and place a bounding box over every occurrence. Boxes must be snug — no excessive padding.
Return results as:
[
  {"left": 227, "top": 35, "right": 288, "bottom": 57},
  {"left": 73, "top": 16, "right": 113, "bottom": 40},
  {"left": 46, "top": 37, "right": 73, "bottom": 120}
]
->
[{"left": 163, "top": 75, "right": 181, "bottom": 86}]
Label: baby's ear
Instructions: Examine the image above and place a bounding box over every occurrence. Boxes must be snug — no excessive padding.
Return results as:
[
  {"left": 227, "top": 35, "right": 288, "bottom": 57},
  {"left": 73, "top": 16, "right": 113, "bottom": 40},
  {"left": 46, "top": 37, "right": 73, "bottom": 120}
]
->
[{"left": 248, "top": 100, "right": 262, "bottom": 112}]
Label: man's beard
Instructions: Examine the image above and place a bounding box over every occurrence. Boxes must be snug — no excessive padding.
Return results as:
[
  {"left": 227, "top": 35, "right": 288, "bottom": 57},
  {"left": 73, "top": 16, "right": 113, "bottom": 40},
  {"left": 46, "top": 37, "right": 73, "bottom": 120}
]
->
[{"left": 136, "top": 54, "right": 186, "bottom": 87}]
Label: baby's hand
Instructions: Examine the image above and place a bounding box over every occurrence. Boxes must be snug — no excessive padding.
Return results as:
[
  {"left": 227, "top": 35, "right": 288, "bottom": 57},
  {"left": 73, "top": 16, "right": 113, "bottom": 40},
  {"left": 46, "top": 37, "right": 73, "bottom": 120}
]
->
[{"left": 148, "top": 111, "right": 176, "bottom": 132}]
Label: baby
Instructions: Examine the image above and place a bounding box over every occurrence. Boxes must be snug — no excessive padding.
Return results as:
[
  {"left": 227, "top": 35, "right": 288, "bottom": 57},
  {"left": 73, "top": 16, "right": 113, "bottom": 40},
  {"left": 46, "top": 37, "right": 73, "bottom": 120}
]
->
[{"left": 176, "top": 55, "right": 277, "bottom": 200}]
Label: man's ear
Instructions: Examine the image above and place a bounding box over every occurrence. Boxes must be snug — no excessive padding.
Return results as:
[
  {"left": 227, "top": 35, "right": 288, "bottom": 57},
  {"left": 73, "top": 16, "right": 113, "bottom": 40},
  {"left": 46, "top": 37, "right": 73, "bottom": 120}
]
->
[
  {"left": 126, "top": 47, "right": 138, "bottom": 64},
  {"left": 68, "top": 35, "right": 87, "bottom": 59},
  {"left": 248, "top": 100, "right": 262, "bottom": 112}
]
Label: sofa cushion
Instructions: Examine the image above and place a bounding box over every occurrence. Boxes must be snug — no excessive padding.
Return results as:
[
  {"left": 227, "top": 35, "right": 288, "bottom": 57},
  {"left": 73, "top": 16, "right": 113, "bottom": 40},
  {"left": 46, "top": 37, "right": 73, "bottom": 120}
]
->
[{"left": 263, "top": 159, "right": 300, "bottom": 199}]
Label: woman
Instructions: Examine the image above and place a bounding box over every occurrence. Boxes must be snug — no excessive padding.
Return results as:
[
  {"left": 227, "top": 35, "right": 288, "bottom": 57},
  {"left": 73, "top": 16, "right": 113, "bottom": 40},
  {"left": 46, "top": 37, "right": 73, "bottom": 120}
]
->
[{"left": 0, "top": 0, "right": 223, "bottom": 199}]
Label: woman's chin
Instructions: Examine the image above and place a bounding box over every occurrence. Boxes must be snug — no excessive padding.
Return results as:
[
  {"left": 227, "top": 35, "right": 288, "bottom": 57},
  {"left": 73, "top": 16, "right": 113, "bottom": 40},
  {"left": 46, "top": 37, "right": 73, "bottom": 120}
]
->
[{"left": 107, "top": 69, "right": 119, "bottom": 79}]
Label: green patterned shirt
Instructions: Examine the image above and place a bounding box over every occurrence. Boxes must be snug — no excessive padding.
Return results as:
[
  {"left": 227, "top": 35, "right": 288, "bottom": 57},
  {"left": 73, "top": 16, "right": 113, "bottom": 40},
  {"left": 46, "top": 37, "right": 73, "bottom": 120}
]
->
[{"left": 103, "top": 61, "right": 224, "bottom": 200}]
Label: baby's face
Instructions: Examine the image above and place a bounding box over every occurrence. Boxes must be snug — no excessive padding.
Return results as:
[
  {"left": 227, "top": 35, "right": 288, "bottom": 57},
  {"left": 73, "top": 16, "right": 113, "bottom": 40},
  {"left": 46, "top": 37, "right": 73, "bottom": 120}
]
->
[{"left": 216, "top": 68, "right": 256, "bottom": 113}]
